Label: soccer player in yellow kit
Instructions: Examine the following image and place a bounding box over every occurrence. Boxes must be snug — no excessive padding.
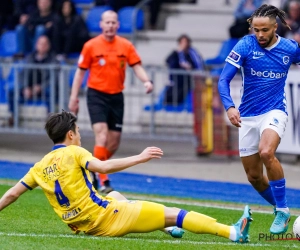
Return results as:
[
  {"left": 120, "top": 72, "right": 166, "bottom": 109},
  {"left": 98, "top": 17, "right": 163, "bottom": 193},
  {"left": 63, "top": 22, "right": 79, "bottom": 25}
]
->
[{"left": 0, "top": 111, "right": 252, "bottom": 242}]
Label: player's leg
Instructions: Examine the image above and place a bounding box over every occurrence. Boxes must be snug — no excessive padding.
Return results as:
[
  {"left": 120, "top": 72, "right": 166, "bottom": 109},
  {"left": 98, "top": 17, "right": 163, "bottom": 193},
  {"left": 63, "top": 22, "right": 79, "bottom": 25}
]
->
[
  {"left": 93, "top": 122, "right": 113, "bottom": 192},
  {"left": 106, "top": 191, "right": 184, "bottom": 238},
  {"left": 239, "top": 117, "right": 276, "bottom": 206},
  {"left": 259, "top": 110, "right": 289, "bottom": 234},
  {"left": 96, "top": 92, "right": 125, "bottom": 193},
  {"left": 241, "top": 154, "right": 275, "bottom": 206},
  {"left": 129, "top": 201, "right": 252, "bottom": 243},
  {"left": 87, "top": 88, "right": 111, "bottom": 191}
]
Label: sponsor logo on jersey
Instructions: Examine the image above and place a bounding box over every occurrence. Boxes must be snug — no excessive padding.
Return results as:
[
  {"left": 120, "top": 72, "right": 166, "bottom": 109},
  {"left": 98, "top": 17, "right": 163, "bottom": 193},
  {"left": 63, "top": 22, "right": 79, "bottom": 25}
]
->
[
  {"left": 252, "top": 51, "right": 265, "bottom": 59},
  {"left": 228, "top": 51, "right": 241, "bottom": 62},
  {"left": 283, "top": 56, "right": 289, "bottom": 64},
  {"left": 251, "top": 68, "right": 287, "bottom": 79}
]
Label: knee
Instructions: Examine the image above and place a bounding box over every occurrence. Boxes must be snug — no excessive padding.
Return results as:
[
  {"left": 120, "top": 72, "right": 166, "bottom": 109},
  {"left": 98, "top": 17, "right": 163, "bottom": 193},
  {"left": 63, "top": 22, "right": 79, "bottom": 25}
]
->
[
  {"left": 109, "top": 140, "right": 120, "bottom": 152},
  {"left": 95, "top": 132, "right": 107, "bottom": 144},
  {"left": 246, "top": 171, "right": 263, "bottom": 184},
  {"left": 259, "top": 148, "right": 274, "bottom": 163}
]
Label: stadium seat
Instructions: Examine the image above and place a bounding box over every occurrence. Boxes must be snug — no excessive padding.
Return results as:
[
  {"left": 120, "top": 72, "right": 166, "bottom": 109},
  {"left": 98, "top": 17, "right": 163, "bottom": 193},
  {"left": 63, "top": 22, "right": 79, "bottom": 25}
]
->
[
  {"left": 71, "top": 0, "right": 93, "bottom": 4},
  {"left": 144, "top": 87, "right": 193, "bottom": 113},
  {"left": 75, "top": 7, "right": 83, "bottom": 15},
  {"left": 86, "top": 6, "right": 112, "bottom": 33},
  {"left": 0, "top": 31, "right": 19, "bottom": 57},
  {"left": 205, "top": 38, "right": 239, "bottom": 66},
  {"left": 118, "top": 7, "right": 144, "bottom": 33}
]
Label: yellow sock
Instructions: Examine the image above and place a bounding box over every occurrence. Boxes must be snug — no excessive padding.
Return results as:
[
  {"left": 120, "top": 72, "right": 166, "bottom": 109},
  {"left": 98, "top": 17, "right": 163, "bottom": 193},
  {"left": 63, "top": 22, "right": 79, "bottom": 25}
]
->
[{"left": 182, "top": 211, "right": 230, "bottom": 239}]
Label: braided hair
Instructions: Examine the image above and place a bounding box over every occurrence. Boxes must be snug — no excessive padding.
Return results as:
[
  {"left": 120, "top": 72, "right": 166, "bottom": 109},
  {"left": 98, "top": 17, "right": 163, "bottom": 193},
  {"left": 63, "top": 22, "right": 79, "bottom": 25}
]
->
[{"left": 247, "top": 4, "right": 291, "bottom": 30}]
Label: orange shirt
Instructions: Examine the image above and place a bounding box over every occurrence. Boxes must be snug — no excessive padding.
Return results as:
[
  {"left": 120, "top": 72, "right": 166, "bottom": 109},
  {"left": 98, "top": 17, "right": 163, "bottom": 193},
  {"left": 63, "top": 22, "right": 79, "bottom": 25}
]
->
[{"left": 78, "top": 35, "right": 141, "bottom": 94}]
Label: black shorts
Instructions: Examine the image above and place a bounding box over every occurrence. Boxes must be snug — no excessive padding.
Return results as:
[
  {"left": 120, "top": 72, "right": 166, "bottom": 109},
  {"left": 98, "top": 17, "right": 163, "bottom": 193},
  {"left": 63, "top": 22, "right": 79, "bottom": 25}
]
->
[{"left": 87, "top": 88, "right": 124, "bottom": 132}]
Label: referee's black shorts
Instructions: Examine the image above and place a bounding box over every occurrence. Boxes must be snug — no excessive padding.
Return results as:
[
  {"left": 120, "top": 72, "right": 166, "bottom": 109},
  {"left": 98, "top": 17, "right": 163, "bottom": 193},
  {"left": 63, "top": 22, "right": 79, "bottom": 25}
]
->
[{"left": 87, "top": 88, "right": 124, "bottom": 132}]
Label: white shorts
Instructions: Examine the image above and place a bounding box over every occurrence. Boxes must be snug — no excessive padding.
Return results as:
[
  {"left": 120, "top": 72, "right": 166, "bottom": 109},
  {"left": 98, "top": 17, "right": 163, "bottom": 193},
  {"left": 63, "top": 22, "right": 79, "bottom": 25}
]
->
[{"left": 239, "top": 109, "right": 288, "bottom": 157}]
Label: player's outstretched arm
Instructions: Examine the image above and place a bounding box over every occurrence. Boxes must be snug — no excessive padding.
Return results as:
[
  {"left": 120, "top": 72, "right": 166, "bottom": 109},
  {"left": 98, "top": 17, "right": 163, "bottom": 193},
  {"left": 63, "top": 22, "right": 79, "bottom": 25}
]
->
[
  {"left": 88, "top": 146, "right": 163, "bottom": 174},
  {"left": 0, "top": 183, "right": 28, "bottom": 212}
]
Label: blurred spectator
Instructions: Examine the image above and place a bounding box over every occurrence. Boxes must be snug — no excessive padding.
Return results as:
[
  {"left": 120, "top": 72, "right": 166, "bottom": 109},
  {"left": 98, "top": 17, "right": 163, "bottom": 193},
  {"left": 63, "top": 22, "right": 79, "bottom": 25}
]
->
[
  {"left": 52, "top": 0, "right": 90, "bottom": 60},
  {"left": 229, "top": 0, "right": 263, "bottom": 38},
  {"left": 277, "top": 0, "right": 300, "bottom": 38},
  {"left": 16, "top": 0, "right": 56, "bottom": 55},
  {"left": 8, "top": 35, "right": 58, "bottom": 126},
  {"left": 0, "top": 0, "right": 15, "bottom": 34},
  {"left": 164, "top": 34, "right": 205, "bottom": 105},
  {"left": 13, "top": 0, "right": 38, "bottom": 28}
]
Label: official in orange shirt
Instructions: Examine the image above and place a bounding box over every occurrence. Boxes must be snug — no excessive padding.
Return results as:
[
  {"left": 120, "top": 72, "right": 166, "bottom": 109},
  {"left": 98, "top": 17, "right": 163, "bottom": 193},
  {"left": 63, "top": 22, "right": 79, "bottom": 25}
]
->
[{"left": 68, "top": 10, "right": 153, "bottom": 193}]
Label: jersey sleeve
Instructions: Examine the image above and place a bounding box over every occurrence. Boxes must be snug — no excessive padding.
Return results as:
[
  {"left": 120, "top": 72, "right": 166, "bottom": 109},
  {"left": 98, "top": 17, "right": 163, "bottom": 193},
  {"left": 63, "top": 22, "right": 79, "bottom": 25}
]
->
[
  {"left": 225, "top": 37, "right": 250, "bottom": 68},
  {"left": 78, "top": 42, "right": 92, "bottom": 70},
  {"left": 127, "top": 43, "right": 141, "bottom": 66},
  {"left": 75, "top": 146, "right": 97, "bottom": 169},
  {"left": 20, "top": 167, "right": 38, "bottom": 190}
]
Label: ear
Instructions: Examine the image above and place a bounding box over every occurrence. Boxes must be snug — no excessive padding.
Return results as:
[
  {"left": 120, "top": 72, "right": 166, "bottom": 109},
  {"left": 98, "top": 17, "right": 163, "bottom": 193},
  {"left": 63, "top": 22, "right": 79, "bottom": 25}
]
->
[{"left": 67, "top": 130, "right": 73, "bottom": 140}]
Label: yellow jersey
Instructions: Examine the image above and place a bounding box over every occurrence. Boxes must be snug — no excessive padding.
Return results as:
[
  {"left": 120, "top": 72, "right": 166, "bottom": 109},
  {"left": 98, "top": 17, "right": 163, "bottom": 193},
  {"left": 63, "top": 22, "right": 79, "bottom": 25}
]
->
[{"left": 20, "top": 145, "right": 113, "bottom": 233}]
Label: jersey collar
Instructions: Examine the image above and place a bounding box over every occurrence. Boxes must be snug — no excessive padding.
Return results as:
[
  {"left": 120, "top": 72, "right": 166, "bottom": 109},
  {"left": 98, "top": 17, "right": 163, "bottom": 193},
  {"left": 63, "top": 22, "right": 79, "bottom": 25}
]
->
[
  {"left": 52, "top": 144, "right": 66, "bottom": 151},
  {"left": 265, "top": 35, "right": 281, "bottom": 51}
]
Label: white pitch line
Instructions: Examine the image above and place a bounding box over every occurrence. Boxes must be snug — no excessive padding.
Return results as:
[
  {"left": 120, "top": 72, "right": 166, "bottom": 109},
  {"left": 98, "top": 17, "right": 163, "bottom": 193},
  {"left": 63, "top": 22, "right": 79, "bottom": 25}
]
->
[
  {"left": 125, "top": 195, "right": 277, "bottom": 214},
  {"left": 1, "top": 232, "right": 299, "bottom": 248}
]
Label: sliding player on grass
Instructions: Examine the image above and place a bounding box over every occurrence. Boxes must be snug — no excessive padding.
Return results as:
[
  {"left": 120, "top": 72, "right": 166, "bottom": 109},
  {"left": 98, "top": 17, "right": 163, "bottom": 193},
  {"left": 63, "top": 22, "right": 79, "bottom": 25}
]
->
[{"left": 0, "top": 111, "right": 252, "bottom": 242}]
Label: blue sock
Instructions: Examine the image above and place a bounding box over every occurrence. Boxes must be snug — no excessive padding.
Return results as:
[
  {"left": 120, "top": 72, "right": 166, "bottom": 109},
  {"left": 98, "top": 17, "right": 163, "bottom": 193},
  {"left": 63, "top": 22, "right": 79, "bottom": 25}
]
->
[
  {"left": 269, "top": 178, "right": 287, "bottom": 208},
  {"left": 258, "top": 186, "right": 276, "bottom": 206}
]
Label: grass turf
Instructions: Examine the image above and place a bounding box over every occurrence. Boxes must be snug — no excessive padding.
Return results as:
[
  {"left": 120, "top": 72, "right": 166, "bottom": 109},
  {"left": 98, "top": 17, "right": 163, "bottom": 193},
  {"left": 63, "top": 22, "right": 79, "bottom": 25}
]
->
[{"left": 0, "top": 185, "right": 299, "bottom": 250}]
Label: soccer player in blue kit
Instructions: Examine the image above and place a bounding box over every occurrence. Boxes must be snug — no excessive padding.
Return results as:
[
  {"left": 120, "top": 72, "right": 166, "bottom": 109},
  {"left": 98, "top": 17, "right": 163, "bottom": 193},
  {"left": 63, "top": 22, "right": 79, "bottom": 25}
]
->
[{"left": 218, "top": 4, "right": 300, "bottom": 234}]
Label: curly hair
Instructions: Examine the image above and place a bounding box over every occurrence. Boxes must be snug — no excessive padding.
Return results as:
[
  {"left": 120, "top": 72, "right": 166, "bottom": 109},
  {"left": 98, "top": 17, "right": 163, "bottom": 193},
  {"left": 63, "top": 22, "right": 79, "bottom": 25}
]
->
[{"left": 247, "top": 4, "right": 291, "bottom": 30}]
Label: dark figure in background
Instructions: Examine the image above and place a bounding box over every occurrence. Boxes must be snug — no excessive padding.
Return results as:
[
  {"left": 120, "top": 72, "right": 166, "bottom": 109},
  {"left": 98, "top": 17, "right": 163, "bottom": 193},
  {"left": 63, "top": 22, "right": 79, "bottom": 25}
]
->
[
  {"left": 229, "top": 0, "right": 263, "bottom": 38},
  {"left": 165, "top": 34, "right": 204, "bottom": 105},
  {"left": 0, "top": 0, "right": 15, "bottom": 34},
  {"left": 8, "top": 36, "right": 57, "bottom": 125},
  {"left": 13, "top": 0, "right": 38, "bottom": 28},
  {"left": 277, "top": 0, "right": 300, "bottom": 38},
  {"left": 16, "top": 0, "right": 56, "bottom": 55},
  {"left": 52, "top": 0, "right": 90, "bottom": 60}
]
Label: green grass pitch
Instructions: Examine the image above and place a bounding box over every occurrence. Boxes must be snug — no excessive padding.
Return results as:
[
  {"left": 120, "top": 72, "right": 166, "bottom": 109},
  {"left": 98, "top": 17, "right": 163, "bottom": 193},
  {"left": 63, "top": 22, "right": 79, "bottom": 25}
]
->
[{"left": 0, "top": 184, "right": 299, "bottom": 250}]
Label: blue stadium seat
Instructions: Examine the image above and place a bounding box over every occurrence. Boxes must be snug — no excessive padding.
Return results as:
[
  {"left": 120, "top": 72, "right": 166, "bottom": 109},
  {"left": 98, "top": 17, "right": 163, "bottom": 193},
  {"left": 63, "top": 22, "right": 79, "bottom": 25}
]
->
[
  {"left": 118, "top": 7, "right": 144, "bottom": 33},
  {"left": 86, "top": 6, "right": 112, "bottom": 33},
  {"left": 71, "top": 0, "right": 93, "bottom": 4},
  {"left": 144, "top": 87, "right": 193, "bottom": 113},
  {"left": 0, "top": 31, "right": 18, "bottom": 57},
  {"left": 75, "top": 7, "right": 83, "bottom": 15},
  {"left": 205, "top": 38, "right": 239, "bottom": 66}
]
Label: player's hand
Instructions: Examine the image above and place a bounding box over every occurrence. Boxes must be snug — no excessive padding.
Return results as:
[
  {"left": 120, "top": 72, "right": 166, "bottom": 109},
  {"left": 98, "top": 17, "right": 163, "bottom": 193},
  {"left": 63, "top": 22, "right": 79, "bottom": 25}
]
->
[
  {"left": 227, "top": 107, "right": 241, "bottom": 127},
  {"left": 68, "top": 97, "right": 79, "bottom": 115},
  {"left": 144, "top": 81, "right": 153, "bottom": 94},
  {"left": 139, "top": 147, "right": 163, "bottom": 163}
]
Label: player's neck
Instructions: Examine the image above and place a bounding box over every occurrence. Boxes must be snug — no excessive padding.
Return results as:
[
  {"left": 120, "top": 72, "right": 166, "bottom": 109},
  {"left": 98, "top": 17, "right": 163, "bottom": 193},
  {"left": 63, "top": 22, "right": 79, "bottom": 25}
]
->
[{"left": 267, "top": 35, "right": 278, "bottom": 48}]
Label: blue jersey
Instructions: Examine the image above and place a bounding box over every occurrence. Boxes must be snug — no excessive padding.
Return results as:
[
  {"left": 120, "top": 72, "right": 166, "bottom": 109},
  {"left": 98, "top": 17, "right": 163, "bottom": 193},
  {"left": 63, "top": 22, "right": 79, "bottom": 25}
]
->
[{"left": 225, "top": 34, "right": 300, "bottom": 117}]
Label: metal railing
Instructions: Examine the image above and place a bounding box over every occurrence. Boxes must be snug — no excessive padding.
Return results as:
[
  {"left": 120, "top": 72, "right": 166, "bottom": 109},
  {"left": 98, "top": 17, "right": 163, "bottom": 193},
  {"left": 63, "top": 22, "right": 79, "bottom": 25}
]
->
[{"left": 0, "top": 63, "right": 207, "bottom": 142}]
